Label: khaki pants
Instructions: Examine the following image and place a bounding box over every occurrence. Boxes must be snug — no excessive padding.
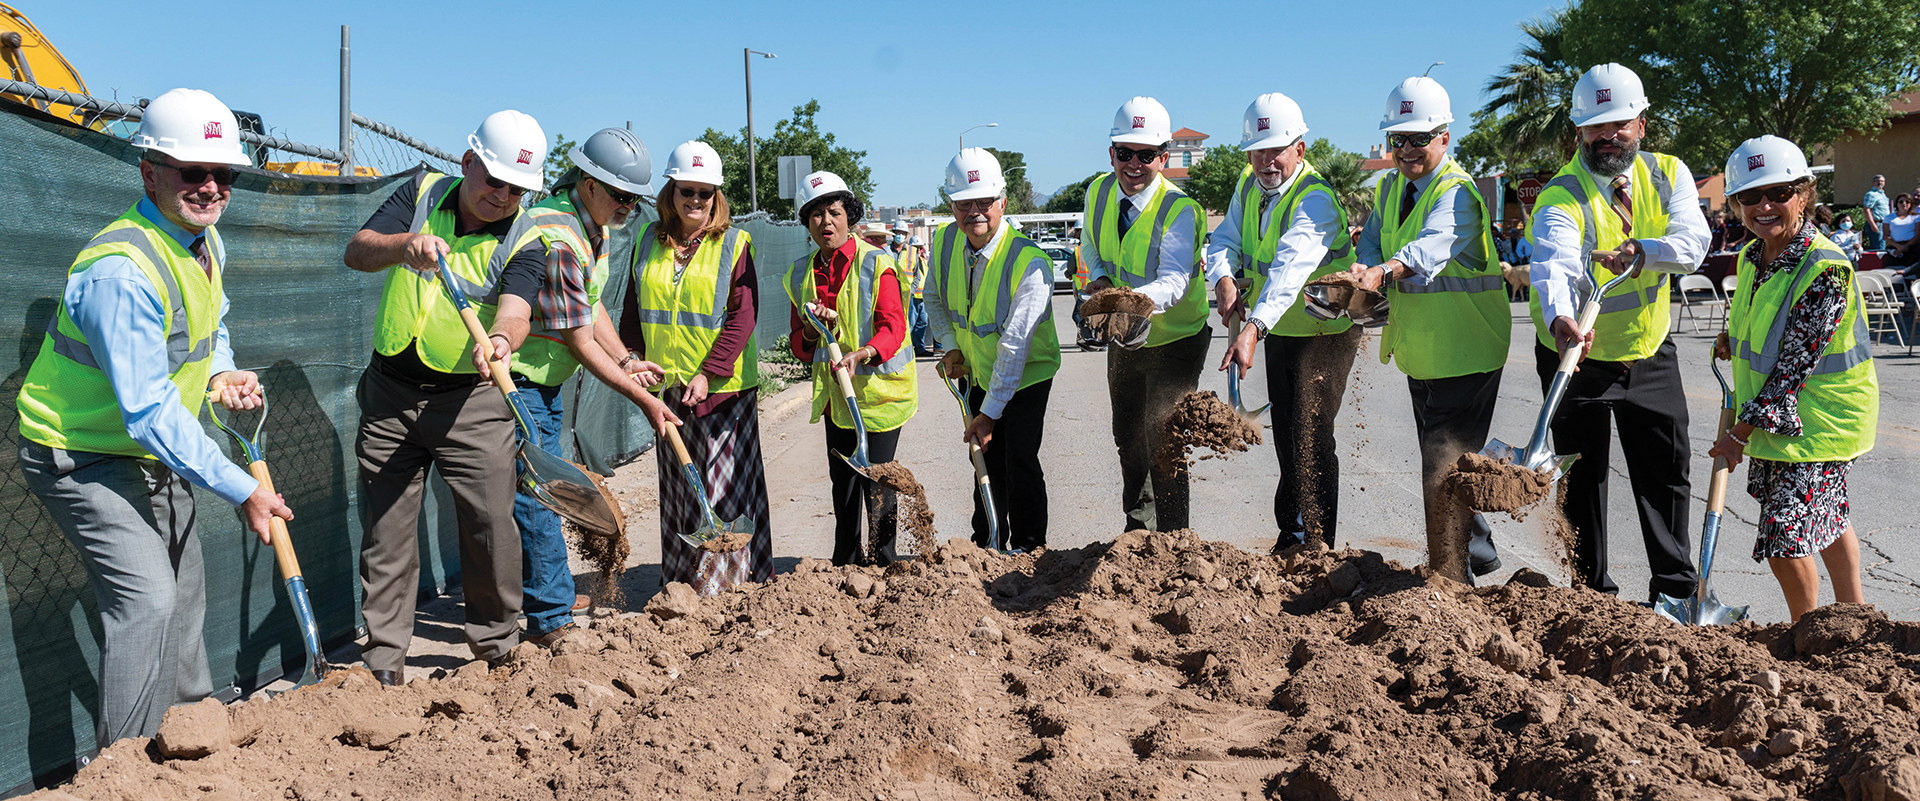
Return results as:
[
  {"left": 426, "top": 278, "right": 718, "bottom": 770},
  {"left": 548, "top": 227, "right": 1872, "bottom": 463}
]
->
[{"left": 354, "top": 366, "right": 522, "bottom": 673}]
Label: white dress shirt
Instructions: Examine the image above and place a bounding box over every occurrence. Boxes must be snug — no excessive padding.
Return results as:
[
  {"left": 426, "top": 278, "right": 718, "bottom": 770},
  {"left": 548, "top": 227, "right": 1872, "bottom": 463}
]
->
[
  {"left": 1355, "top": 162, "right": 1481, "bottom": 284},
  {"left": 1529, "top": 156, "right": 1710, "bottom": 324},
  {"left": 1085, "top": 174, "right": 1215, "bottom": 312},
  {"left": 1203, "top": 166, "right": 1342, "bottom": 332},
  {"left": 924, "top": 221, "right": 1053, "bottom": 419}
]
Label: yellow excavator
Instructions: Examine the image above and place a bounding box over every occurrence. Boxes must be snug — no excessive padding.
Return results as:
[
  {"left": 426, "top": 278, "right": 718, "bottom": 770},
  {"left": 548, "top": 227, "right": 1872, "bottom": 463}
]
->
[{"left": 0, "top": 3, "right": 376, "bottom": 175}]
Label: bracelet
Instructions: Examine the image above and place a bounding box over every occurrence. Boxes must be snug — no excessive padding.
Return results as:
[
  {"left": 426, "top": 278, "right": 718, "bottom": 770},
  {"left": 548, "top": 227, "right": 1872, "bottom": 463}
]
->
[
  {"left": 618, "top": 352, "right": 639, "bottom": 369},
  {"left": 1729, "top": 431, "right": 1749, "bottom": 447}
]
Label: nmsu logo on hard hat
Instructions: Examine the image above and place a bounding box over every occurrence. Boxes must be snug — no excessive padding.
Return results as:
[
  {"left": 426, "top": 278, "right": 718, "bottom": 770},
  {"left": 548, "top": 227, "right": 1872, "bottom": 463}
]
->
[
  {"left": 1747, "top": 154, "right": 1766, "bottom": 171},
  {"left": 809, "top": 176, "right": 823, "bottom": 188},
  {"left": 1131, "top": 116, "right": 1146, "bottom": 129},
  {"left": 1256, "top": 117, "right": 1271, "bottom": 131},
  {"left": 203, "top": 121, "right": 223, "bottom": 140},
  {"left": 966, "top": 170, "right": 980, "bottom": 184},
  {"left": 516, "top": 149, "right": 533, "bottom": 165},
  {"left": 1399, "top": 101, "right": 1414, "bottom": 115},
  {"left": 692, "top": 156, "right": 705, "bottom": 167},
  {"left": 1595, "top": 88, "right": 1612, "bottom": 104}
]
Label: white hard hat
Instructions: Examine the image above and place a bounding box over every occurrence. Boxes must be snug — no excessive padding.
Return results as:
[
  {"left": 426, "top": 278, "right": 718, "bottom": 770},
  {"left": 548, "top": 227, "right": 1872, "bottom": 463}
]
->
[
  {"left": 569, "top": 128, "right": 652, "bottom": 195},
  {"left": 467, "top": 109, "right": 547, "bottom": 192},
  {"left": 1240, "top": 92, "right": 1309, "bottom": 151},
  {"left": 1110, "top": 96, "right": 1172, "bottom": 146},
  {"left": 944, "top": 147, "right": 1006, "bottom": 202},
  {"left": 132, "top": 88, "right": 249, "bottom": 166},
  {"left": 1723, "top": 135, "right": 1813, "bottom": 197},
  {"left": 1570, "top": 63, "right": 1651, "bottom": 128},
  {"left": 1379, "top": 77, "right": 1454, "bottom": 133},
  {"left": 891, "top": 219, "right": 910, "bottom": 233},
  {"left": 796, "top": 170, "right": 851, "bottom": 214},
  {"left": 661, "top": 140, "right": 724, "bottom": 186},
  {"left": 909, "top": 235, "right": 924, "bottom": 246}
]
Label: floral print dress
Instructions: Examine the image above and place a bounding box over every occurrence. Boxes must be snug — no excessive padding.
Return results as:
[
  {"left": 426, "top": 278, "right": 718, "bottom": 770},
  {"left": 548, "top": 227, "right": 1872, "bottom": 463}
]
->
[{"left": 1737, "top": 223, "right": 1854, "bottom": 561}]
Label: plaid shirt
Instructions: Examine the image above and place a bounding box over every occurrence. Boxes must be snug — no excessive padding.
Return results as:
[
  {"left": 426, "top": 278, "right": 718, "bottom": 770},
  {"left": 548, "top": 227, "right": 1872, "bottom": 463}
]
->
[{"left": 536, "top": 228, "right": 600, "bottom": 331}]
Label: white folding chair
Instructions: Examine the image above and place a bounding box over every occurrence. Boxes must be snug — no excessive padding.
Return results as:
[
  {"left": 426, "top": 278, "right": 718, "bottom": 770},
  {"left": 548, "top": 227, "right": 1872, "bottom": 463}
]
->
[
  {"left": 1857, "top": 271, "right": 1908, "bottom": 349},
  {"left": 1676, "top": 273, "right": 1726, "bottom": 333},
  {"left": 1721, "top": 274, "right": 1739, "bottom": 296}
]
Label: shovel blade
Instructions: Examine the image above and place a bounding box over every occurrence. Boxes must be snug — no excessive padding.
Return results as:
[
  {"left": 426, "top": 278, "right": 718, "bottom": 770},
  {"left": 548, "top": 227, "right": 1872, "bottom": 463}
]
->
[
  {"left": 1478, "top": 439, "right": 1579, "bottom": 481},
  {"left": 1227, "top": 370, "right": 1270, "bottom": 423},
  {"left": 1654, "top": 591, "right": 1751, "bottom": 626},
  {"left": 518, "top": 444, "right": 621, "bottom": 534},
  {"left": 832, "top": 448, "right": 875, "bottom": 480},
  {"left": 282, "top": 574, "right": 330, "bottom": 683}
]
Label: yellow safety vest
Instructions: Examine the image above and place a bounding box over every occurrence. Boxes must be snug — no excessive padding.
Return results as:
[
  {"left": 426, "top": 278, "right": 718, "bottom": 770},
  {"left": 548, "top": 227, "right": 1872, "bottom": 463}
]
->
[
  {"left": 18, "top": 204, "right": 223, "bottom": 457},
  {"left": 784, "top": 239, "right": 917, "bottom": 431},
  {"left": 929, "top": 222, "right": 1061, "bottom": 391},
  {"left": 896, "top": 246, "right": 925, "bottom": 299},
  {"left": 1229, "top": 161, "right": 1356, "bottom": 337},
  {"left": 371, "top": 173, "right": 544, "bottom": 374},
  {"left": 1728, "top": 236, "right": 1876, "bottom": 463},
  {"left": 1374, "top": 158, "right": 1511, "bottom": 379},
  {"left": 1527, "top": 152, "right": 1683, "bottom": 362},
  {"left": 510, "top": 189, "right": 607, "bottom": 386},
  {"left": 630, "top": 223, "right": 758, "bottom": 395},
  {"left": 1079, "top": 173, "right": 1209, "bottom": 347}
]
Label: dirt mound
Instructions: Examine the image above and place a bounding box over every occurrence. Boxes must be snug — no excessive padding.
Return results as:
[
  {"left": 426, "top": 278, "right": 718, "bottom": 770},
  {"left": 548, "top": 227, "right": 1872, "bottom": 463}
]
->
[
  {"left": 867, "top": 460, "right": 936, "bottom": 555},
  {"left": 1081, "top": 287, "right": 1155, "bottom": 342},
  {"left": 1159, "top": 390, "right": 1262, "bottom": 475},
  {"left": 1448, "top": 452, "right": 1555, "bottom": 516},
  {"left": 38, "top": 534, "right": 1920, "bottom": 801}
]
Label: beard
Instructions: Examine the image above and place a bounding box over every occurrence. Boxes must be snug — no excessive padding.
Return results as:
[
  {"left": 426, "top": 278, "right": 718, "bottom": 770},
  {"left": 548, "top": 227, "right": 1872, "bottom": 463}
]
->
[{"left": 1580, "top": 136, "right": 1639, "bottom": 177}]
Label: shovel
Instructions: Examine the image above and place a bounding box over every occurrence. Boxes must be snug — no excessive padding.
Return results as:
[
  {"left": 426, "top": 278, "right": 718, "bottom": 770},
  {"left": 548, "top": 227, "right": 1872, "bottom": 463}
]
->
[
  {"left": 1224, "top": 311, "right": 1270, "bottom": 423},
  {"left": 1482, "top": 251, "right": 1633, "bottom": 479},
  {"left": 434, "top": 255, "right": 623, "bottom": 535},
  {"left": 204, "top": 388, "right": 329, "bottom": 683},
  {"left": 798, "top": 302, "right": 876, "bottom": 479},
  {"left": 658, "top": 422, "right": 751, "bottom": 545},
  {"left": 1655, "top": 349, "right": 1751, "bottom": 626},
  {"left": 942, "top": 374, "right": 1002, "bottom": 552}
]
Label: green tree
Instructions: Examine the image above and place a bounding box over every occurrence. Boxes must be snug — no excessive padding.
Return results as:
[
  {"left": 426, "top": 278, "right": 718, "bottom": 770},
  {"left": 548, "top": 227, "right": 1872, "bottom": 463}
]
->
[
  {"left": 697, "top": 99, "right": 874, "bottom": 218},
  {"left": 1302, "top": 138, "right": 1375, "bottom": 225},
  {"left": 1043, "top": 172, "right": 1104, "bottom": 214},
  {"left": 1558, "top": 0, "right": 1920, "bottom": 170},
  {"left": 1467, "top": 8, "right": 1582, "bottom": 177},
  {"left": 533, "top": 132, "right": 577, "bottom": 202},
  {"left": 1183, "top": 144, "right": 1245, "bottom": 214}
]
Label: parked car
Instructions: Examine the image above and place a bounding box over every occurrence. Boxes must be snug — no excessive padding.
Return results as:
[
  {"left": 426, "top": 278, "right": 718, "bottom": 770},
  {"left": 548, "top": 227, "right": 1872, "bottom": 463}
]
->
[{"left": 1042, "top": 246, "right": 1076, "bottom": 293}]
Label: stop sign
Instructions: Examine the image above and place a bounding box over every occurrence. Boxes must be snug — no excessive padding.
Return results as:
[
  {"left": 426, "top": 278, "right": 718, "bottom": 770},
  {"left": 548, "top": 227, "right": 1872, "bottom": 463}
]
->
[{"left": 1515, "top": 177, "right": 1546, "bottom": 217}]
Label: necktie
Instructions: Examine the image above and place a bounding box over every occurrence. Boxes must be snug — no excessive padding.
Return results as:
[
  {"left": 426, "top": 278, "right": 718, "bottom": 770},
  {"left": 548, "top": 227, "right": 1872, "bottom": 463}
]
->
[
  {"left": 1258, "top": 191, "right": 1278, "bottom": 235},
  {"left": 1118, "top": 197, "right": 1134, "bottom": 238},
  {"left": 1398, "top": 179, "right": 1418, "bottom": 225},
  {"left": 189, "top": 236, "right": 212, "bottom": 275},
  {"left": 1609, "top": 174, "right": 1634, "bottom": 237}
]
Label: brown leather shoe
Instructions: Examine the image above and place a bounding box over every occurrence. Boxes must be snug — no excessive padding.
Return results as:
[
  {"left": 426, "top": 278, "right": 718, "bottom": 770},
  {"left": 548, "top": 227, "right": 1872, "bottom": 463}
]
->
[
  {"left": 528, "top": 623, "right": 578, "bottom": 650},
  {"left": 569, "top": 594, "right": 591, "bottom": 612},
  {"left": 371, "top": 669, "right": 403, "bottom": 687}
]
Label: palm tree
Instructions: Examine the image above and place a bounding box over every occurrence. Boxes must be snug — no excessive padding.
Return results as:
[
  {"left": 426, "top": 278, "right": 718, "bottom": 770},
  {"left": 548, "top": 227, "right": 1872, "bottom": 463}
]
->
[
  {"left": 1479, "top": 7, "right": 1580, "bottom": 166},
  {"left": 1314, "top": 153, "right": 1375, "bottom": 227}
]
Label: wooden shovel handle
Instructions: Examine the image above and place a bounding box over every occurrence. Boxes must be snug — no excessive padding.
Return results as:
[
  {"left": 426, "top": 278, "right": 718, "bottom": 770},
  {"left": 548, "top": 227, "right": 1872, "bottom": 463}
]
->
[
  {"left": 246, "top": 460, "right": 302, "bottom": 581},
  {"left": 453, "top": 305, "right": 521, "bottom": 402},
  {"left": 822, "top": 340, "right": 861, "bottom": 403},
  {"left": 661, "top": 419, "right": 695, "bottom": 469},
  {"left": 1705, "top": 407, "right": 1734, "bottom": 514}
]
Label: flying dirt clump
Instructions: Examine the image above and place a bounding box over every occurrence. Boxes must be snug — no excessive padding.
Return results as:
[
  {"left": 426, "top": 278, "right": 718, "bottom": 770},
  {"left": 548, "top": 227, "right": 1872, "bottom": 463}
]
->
[
  {"left": 1080, "top": 287, "right": 1155, "bottom": 342},
  {"left": 865, "top": 460, "right": 936, "bottom": 555},
  {"left": 564, "top": 473, "right": 630, "bottom": 608},
  {"left": 1447, "top": 451, "right": 1554, "bottom": 516},
  {"left": 1159, "top": 390, "right": 1262, "bottom": 476}
]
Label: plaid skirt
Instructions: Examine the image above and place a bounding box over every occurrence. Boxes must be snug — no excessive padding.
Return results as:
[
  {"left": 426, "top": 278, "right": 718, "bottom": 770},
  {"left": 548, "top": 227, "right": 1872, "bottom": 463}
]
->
[
  {"left": 1748, "top": 457, "right": 1851, "bottom": 561},
  {"left": 655, "top": 387, "right": 774, "bottom": 585}
]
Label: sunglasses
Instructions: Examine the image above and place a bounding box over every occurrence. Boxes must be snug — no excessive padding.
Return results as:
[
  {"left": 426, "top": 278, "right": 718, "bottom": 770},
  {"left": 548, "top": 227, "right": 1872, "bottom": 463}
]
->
[
  {"left": 597, "top": 181, "right": 640, "bottom": 206},
  {"left": 1386, "top": 132, "right": 1437, "bottom": 149},
  {"left": 1112, "top": 146, "right": 1165, "bottom": 163},
  {"left": 951, "top": 198, "right": 995, "bottom": 214},
  {"left": 1734, "top": 183, "right": 1803, "bottom": 206},
  {"left": 483, "top": 174, "right": 529, "bottom": 197},
  {"left": 155, "top": 161, "right": 238, "bottom": 186},
  {"left": 677, "top": 186, "right": 716, "bottom": 202}
]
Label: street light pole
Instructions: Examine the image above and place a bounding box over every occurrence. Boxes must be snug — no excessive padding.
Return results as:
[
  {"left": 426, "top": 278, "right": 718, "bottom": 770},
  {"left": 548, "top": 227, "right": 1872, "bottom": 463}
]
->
[
  {"left": 959, "top": 122, "right": 998, "bottom": 151},
  {"left": 745, "top": 48, "right": 777, "bottom": 212}
]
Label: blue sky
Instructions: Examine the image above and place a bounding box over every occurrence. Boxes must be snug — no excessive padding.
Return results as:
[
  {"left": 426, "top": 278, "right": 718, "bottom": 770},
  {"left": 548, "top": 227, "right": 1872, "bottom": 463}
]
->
[{"left": 33, "top": 0, "right": 1562, "bottom": 205}]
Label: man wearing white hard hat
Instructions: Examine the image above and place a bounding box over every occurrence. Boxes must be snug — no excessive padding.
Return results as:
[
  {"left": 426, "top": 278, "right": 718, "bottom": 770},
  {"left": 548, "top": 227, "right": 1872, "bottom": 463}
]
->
[
  {"left": 926, "top": 148, "right": 1061, "bottom": 551},
  {"left": 1527, "top": 63, "right": 1711, "bottom": 603},
  {"left": 17, "top": 88, "right": 294, "bottom": 743},
  {"left": 785, "top": 171, "right": 917, "bottom": 565},
  {"left": 344, "top": 109, "right": 552, "bottom": 684},
  {"left": 487, "top": 127, "right": 681, "bottom": 647},
  {"left": 1208, "top": 93, "right": 1361, "bottom": 551},
  {"left": 621, "top": 140, "right": 775, "bottom": 589},
  {"left": 1079, "top": 97, "right": 1236, "bottom": 533},
  {"left": 1347, "top": 76, "right": 1510, "bottom": 583},
  {"left": 893, "top": 219, "right": 933, "bottom": 357},
  {"left": 1711, "top": 135, "right": 1874, "bottom": 622}
]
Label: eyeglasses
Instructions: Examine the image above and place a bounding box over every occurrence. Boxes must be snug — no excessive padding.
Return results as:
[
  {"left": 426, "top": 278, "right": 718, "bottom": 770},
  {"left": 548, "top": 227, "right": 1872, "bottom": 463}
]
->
[
  {"left": 483, "top": 174, "right": 529, "bottom": 197},
  {"left": 676, "top": 186, "right": 716, "bottom": 202},
  {"left": 1386, "top": 132, "right": 1437, "bottom": 149},
  {"left": 596, "top": 181, "right": 640, "bottom": 207},
  {"left": 951, "top": 198, "right": 995, "bottom": 214},
  {"left": 1733, "top": 183, "right": 1803, "bottom": 206},
  {"left": 1112, "top": 146, "right": 1165, "bottom": 163},
  {"left": 154, "top": 161, "right": 237, "bottom": 186}
]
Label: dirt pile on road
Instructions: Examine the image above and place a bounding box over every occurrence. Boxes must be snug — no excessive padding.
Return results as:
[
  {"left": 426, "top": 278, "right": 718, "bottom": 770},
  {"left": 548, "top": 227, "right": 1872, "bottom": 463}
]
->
[
  {"left": 867, "top": 460, "right": 936, "bottom": 555},
  {"left": 39, "top": 533, "right": 1920, "bottom": 801},
  {"left": 1159, "top": 390, "right": 1262, "bottom": 475}
]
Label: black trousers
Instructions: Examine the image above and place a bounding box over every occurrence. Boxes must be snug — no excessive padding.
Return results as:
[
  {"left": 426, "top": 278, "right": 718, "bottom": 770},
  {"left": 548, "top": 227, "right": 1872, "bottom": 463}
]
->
[
  {"left": 1108, "top": 327, "right": 1212, "bottom": 532},
  {"left": 1407, "top": 368, "right": 1501, "bottom": 574},
  {"left": 1533, "top": 339, "right": 1696, "bottom": 599},
  {"left": 1267, "top": 327, "right": 1362, "bottom": 545},
  {"left": 825, "top": 422, "right": 899, "bottom": 567},
  {"left": 967, "top": 379, "right": 1052, "bottom": 550}
]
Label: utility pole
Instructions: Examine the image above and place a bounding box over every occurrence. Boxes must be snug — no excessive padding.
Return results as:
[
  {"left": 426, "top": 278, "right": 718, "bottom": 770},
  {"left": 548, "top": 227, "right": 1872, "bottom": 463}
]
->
[
  {"left": 745, "top": 48, "right": 777, "bottom": 212},
  {"left": 338, "top": 26, "right": 352, "bottom": 176}
]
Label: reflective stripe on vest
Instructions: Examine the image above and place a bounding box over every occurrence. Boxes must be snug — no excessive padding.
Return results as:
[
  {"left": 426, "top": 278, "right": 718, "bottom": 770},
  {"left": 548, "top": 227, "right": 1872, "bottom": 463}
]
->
[
  {"left": 1534, "top": 152, "right": 1675, "bottom": 316},
  {"left": 1734, "top": 246, "right": 1873, "bottom": 375},
  {"left": 784, "top": 239, "right": 917, "bottom": 431},
  {"left": 43, "top": 226, "right": 213, "bottom": 371},
  {"left": 1729, "top": 238, "right": 1877, "bottom": 463},
  {"left": 1374, "top": 158, "right": 1510, "bottom": 380},
  {"left": 630, "top": 223, "right": 744, "bottom": 330},
  {"left": 407, "top": 174, "right": 532, "bottom": 304},
  {"left": 629, "top": 223, "right": 758, "bottom": 394},
  {"left": 1232, "top": 162, "right": 1357, "bottom": 337},
  {"left": 372, "top": 172, "right": 539, "bottom": 373},
  {"left": 932, "top": 223, "right": 1060, "bottom": 390},
  {"left": 784, "top": 245, "right": 915, "bottom": 376},
  {"left": 1082, "top": 172, "right": 1208, "bottom": 345}
]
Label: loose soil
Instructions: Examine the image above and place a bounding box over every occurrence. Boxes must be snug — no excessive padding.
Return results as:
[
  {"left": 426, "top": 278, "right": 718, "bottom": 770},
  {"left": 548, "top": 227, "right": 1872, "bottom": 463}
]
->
[
  {"left": 1158, "top": 391, "right": 1263, "bottom": 477},
  {"left": 565, "top": 471, "right": 631, "bottom": 608},
  {"left": 47, "top": 532, "right": 1920, "bottom": 801},
  {"left": 867, "top": 461, "right": 937, "bottom": 556},
  {"left": 696, "top": 530, "right": 753, "bottom": 553},
  {"left": 1448, "top": 452, "right": 1555, "bottom": 518},
  {"left": 1081, "top": 287, "right": 1156, "bottom": 342},
  {"left": 1305, "top": 274, "right": 1387, "bottom": 317}
]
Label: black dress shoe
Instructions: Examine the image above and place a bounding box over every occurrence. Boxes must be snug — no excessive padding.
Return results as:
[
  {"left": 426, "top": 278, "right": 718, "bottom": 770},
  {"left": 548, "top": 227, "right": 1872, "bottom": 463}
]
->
[
  {"left": 371, "top": 669, "right": 403, "bottom": 687},
  {"left": 1467, "top": 513, "right": 1501, "bottom": 576}
]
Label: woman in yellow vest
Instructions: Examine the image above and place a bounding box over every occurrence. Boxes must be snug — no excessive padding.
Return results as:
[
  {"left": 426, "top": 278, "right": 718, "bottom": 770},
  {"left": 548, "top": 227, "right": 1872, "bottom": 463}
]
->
[
  {"left": 620, "top": 141, "right": 772, "bottom": 585},
  {"left": 785, "top": 171, "right": 917, "bottom": 566},
  {"left": 1710, "top": 136, "right": 1877, "bottom": 623}
]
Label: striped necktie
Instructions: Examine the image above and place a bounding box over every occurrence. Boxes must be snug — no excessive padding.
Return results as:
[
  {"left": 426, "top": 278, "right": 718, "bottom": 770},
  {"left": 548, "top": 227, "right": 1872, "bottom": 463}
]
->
[{"left": 1609, "top": 174, "right": 1634, "bottom": 237}]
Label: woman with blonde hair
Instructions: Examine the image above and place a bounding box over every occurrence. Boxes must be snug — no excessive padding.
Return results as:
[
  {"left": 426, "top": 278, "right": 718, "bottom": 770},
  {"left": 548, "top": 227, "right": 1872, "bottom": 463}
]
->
[
  {"left": 1712, "top": 135, "right": 1878, "bottom": 622},
  {"left": 619, "top": 140, "right": 772, "bottom": 585}
]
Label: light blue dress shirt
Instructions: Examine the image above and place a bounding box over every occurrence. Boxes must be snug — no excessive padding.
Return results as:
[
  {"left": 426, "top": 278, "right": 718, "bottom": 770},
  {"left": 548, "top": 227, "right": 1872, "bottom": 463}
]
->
[
  {"left": 62, "top": 197, "right": 257, "bottom": 505},
  {"left": 1356, "top": 162, "right": 1483, "bottom": 284}
]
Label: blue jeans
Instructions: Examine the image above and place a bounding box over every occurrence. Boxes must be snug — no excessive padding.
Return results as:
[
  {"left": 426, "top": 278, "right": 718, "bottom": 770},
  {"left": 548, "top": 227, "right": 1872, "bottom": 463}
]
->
[
  {"left": 910, "top": 297, "right": 933, "bottom": 354},
  {"left": 511, "top": 379, "right": 575, "bottom": 637}
]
